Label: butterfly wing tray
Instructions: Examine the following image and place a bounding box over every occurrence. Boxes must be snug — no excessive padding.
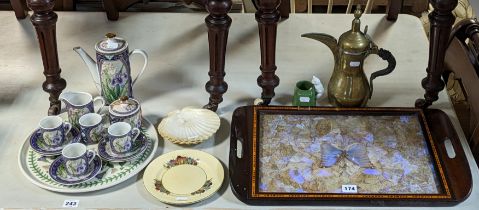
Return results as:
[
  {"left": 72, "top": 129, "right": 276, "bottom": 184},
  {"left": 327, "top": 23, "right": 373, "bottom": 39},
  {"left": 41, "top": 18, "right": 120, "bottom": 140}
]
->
[{"left": 229, "top": 106, "right": 472, "bottom": 206}]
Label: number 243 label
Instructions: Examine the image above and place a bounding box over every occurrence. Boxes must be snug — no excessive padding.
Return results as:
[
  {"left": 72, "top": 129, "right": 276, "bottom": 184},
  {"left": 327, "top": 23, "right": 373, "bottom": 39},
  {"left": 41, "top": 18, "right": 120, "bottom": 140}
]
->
[
  {"left": 341, "top": 185, "right": 358, "bottom": 193},
  {"left": 63, "top": 200, "right": 79, "bottom": 208}
]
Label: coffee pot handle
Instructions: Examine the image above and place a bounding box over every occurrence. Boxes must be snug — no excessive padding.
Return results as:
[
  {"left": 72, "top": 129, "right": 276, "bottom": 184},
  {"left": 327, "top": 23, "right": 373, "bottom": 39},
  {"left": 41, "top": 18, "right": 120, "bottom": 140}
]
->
[
  {"left": 129, "top": 49, "right": 148, "bottom": 87},
  {"left": 368, "top": 48, "right": 396, "bottom": 99}
]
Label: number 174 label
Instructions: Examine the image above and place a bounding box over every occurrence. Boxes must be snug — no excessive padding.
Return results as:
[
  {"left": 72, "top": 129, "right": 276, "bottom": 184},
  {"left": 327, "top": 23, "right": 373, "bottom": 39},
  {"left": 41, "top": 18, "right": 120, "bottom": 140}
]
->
[{"left": 341, "top": 185, "right": 358, "bottom": 193}]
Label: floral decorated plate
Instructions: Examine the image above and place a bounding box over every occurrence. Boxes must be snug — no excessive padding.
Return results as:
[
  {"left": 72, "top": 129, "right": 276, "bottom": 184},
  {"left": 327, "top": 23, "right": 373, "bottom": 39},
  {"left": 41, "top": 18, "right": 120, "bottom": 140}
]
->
[
  {"left": 97, "top": 132, "right": 149, "bottom": 163},
  {"left": 18, "top": 117, "right": 159, "bottom": 193},
  {"left": 143, "top": 149, "right": 224, "bottom": 205},
  {"left": 29, "top": 127, "right": 81, "bottom": 156},
  {"left": 49, "top": 155, "right": 102, "bottom": 185}
]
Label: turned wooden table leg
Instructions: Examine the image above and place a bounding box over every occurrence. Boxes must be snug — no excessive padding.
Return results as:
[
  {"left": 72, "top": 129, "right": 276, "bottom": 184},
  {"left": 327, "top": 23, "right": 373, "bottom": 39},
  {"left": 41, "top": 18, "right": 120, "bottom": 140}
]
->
[
  {"left": 255, "top": 0, "right": 281, "bottom": 105},
  {"left": 11, "top": 0, "right": 28, "bottom": 19},
  {"left": 415, "top": 0, "right": 458, "bottom": 109},
  {"left": 102, "top": 0, "right": 142, "bottom": 21},
  {"left": 203, "top": 0, "right": 232, "bottom": 111},
  {"left": 278, "top": 0, "right": 289, "bottom": 19},
  {"left": 386, "top": 0, "right": 403, "bottom": 21},
  {"left": 27, "top": 0, "right": 66, "bottom": 115},
  {"left": 103, "top": 0, "right": 119, "bottom": 21}
]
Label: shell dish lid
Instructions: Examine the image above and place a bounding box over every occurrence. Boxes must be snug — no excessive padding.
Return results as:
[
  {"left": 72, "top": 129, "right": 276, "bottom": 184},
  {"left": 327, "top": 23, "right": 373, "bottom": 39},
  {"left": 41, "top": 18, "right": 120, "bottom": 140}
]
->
[
  {"left": 110, "top": 96, "right": 140, "bottom": 115},
  {"left": 95, "top": 33, "right": 128, "bottom": 54}
]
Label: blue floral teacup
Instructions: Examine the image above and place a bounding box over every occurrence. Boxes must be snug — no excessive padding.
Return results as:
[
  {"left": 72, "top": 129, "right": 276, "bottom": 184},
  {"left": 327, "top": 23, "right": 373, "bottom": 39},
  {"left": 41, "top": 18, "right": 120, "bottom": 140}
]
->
[
  {"left": 39, "top": 116, "right": 72, "bottom": 147},
  {"left": 79, "top": 113, "right": 105, "bottom": 145},
  {"left": 61, "top": 143, "right": 96, "bottom": 177},
  {"left": 108, "top": 122, "right": 140, "bottom": 155}
]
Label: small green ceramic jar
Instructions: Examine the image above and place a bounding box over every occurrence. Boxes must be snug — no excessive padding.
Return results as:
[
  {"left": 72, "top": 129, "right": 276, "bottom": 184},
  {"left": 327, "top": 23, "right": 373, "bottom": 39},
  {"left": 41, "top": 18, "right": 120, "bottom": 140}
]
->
[{"left": 293, "top": 80, "right": 316, "bottom": 107}]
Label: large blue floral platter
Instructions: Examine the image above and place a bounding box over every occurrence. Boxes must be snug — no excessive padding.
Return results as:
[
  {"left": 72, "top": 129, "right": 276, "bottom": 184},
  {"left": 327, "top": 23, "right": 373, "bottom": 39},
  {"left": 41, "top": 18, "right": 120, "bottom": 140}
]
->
[{"left": 19, "top": 117, "right": 159, "bottom": 193}]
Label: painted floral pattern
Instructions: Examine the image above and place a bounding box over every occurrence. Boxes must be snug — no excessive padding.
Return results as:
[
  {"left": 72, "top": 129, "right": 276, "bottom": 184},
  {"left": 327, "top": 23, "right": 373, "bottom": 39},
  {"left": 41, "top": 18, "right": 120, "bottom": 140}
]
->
[
  {"left": 81, "top": 125, "right": 104, "bottom": 144},
  {"left": 191, "top": 179, "right": 212, "bottom": 195},
  {"left": 110, "top": 72, "right": 129, "bottom": 87},
  {"left": 42, "top": 130, "right": 63, "bottom": 146},
  {"left": 111, "top": 114, "right": 141, "bottom": 129},
  {"left": 153, "top": 179, "right": 212, "bottom": 196},
  {"left": 154, "top": 156, "right": 212, "bottom": 196},
  {"left": 56, "top": 162, "right": 68, "bottom": 178},
  {"left": 111, "top": 136, "right": 133, "bottom": 153},
  {"left": 89, "top": 126, "right": 104, "bottom": 143},
  {"left": 154, "top": 179, "right": 170, "bottom": 194},
  {"left": 100, "top": 60, "right": 131, "bottom": 104},
  {"left": 65, "top": 159, "right": 87, "bottom": 176},
  {"left": 68, "top": 106, "right": 92, "bottom": 128},
  {"left": 164, "top": 156, "right": 198, "bottom": 169}
]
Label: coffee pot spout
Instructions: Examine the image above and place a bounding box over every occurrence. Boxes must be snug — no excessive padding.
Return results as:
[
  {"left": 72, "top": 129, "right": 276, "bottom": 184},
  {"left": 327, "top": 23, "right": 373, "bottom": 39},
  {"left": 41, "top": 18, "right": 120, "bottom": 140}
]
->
[
  {"left": 301, "top": 33, "right": 339, "bottom": 63},
  {"left": 73, "top": 46, "right": 101, "bottom": 93}
]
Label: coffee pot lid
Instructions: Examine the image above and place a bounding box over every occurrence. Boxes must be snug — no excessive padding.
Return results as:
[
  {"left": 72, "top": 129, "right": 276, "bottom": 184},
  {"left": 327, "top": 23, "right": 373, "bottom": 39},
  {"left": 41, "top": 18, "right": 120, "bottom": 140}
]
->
[
  {"left": 337, "top": 5, "right": 370, "bottom": 53},
  {"left": 95, "top": 33, "right": 128, "bottom": 54},
  {"left": 110, "top": 96, "right": 140, "bottom": 115}
]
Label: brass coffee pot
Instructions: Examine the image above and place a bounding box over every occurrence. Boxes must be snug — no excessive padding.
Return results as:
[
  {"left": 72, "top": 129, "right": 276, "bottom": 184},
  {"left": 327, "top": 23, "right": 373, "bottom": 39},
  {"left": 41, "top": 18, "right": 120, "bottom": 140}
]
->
[{"left": 302, "top": 6, "right": 396, "bottom": 107}]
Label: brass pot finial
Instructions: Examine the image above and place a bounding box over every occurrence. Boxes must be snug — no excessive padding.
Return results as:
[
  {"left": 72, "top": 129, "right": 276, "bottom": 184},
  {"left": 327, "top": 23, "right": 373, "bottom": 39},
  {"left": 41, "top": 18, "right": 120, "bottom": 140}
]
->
[{"left": 354, "top": 5, "right": 363, "bottom": 19}]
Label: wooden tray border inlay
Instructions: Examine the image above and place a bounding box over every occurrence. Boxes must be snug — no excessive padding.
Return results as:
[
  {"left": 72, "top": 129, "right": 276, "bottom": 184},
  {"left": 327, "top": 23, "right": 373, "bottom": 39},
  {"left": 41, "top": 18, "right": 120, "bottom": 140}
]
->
[{"left": 250, "top": 106, "right": 451, "bottom": 199}]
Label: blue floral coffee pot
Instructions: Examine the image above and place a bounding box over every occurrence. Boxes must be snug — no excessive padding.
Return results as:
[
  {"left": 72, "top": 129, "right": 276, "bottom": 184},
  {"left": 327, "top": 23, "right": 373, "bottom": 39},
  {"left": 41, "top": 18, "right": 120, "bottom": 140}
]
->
[{"left": 74, "top": 33, "right": 148, "bottom": 104}]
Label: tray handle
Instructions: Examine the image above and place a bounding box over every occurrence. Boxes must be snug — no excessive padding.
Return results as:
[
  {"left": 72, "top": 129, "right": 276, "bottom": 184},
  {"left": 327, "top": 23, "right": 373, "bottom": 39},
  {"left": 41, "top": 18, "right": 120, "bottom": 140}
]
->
[
  {"left": 229, "top": 106, "right": 250, "bottom": 202},
  {"left": 425, "top": 109, "right": 472, "bottom": 202}
]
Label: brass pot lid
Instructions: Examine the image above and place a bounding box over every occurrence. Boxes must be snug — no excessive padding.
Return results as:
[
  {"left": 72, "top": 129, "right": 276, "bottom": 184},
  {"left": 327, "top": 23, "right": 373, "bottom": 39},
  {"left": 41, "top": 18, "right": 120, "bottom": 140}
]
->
[
  {"left": 95, "top": 33, "right": 128, "bottom": 54},
  {"left": 338, "top": 6, "right": 370, "bottom": 53}
]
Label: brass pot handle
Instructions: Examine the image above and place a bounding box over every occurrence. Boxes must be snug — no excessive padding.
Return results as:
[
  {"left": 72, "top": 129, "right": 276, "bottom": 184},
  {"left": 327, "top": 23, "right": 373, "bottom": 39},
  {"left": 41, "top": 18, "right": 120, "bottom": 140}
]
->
[{"left": 369, "top": 48, "right": 396, "bottom": 99}]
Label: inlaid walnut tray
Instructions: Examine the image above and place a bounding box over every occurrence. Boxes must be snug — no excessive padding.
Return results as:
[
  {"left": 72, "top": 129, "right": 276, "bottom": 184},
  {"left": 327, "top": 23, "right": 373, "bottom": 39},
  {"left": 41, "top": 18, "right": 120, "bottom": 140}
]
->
[{"left": 229, "top": 106, "right": 472, "bottom": 206}]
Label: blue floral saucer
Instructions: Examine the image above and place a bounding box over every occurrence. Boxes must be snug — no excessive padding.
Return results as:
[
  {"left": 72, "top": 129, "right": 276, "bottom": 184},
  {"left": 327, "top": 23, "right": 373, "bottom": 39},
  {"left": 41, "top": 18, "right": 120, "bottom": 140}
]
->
[
  {"left": 29, "top": 127, "right": 81, "bottom": 156},
  {"left": 49, "top": 155, "right": 102, "bottom": 185},
  {"left": 97, "top": 132, "right": 148, "bottom": 163}
]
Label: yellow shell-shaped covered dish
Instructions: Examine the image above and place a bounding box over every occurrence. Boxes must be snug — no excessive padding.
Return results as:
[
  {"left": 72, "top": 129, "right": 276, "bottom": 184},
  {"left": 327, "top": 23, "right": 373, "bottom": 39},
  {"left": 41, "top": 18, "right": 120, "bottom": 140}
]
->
[{"left": 157, "top": 107, "right": 221, "bottom": 144}]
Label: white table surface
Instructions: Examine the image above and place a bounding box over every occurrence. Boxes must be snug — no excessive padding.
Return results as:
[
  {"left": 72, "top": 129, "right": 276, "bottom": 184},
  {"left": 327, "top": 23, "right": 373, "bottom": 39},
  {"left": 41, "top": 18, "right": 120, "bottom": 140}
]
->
[{"left": 0, "top": 11, "right": 477, "bottom": 209}]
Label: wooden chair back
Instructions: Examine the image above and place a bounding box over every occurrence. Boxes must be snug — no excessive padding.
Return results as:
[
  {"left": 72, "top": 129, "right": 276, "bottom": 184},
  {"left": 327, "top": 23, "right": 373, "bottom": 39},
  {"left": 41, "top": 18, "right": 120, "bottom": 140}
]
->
[
  {"left": 277, "top": 0, "right": 402, "bottom": 20},
  {"left": 290, "top": 0, "right": 375, "bottom": 14},
  {"left": 444, "top": 18, "right": 479, "bottom": 164}
]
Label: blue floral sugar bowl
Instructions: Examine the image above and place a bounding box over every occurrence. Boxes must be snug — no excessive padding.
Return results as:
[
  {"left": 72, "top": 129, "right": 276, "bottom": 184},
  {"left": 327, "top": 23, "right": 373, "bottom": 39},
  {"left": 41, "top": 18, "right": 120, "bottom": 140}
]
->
[{"left": 109, "top": 96, "right": 142, "bottom": 129}]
